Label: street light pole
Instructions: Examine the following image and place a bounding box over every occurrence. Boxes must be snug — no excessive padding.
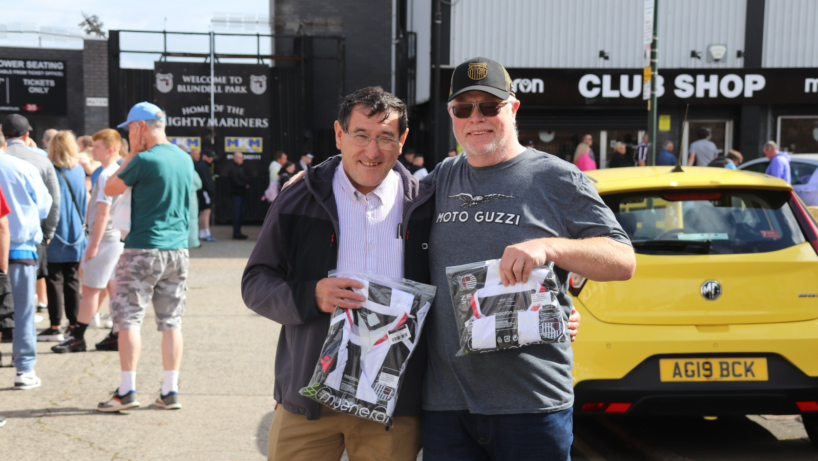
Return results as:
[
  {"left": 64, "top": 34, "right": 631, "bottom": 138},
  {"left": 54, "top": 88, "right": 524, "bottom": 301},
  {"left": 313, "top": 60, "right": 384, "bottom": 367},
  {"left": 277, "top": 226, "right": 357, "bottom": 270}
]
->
[
  {"left": 432, "top": 0, "right": 442, "bottom": 164},
  {"left": 647, "top": 0, "right": 659, "bottom": 165}
]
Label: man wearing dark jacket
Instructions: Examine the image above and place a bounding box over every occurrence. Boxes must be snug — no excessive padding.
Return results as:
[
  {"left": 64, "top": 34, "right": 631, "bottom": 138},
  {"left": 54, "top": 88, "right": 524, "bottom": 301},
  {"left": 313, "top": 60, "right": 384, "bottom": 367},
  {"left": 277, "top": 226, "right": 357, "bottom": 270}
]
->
[
  {"left": 242, "top": 87, "right": 435, "bottom": 460},
  {"left": 228, "top": 152, "right": 249, "bottom": 240},
  {"left": 196, "top": 150, "right": 217, "bottom": 242}
]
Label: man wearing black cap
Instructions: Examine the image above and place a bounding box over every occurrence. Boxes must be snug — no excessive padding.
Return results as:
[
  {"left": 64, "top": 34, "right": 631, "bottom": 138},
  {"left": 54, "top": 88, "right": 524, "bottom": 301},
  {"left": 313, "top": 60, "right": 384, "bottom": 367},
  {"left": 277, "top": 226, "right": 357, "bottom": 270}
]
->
[
  {"left": 2, "top": 115, "right": 60, "bottom": 249},
  {"left": 420, "top": 57, "right": 636, "bottom": 459},
  {"left": 3, "top": 114, "right": 61, "bottom": 341}
]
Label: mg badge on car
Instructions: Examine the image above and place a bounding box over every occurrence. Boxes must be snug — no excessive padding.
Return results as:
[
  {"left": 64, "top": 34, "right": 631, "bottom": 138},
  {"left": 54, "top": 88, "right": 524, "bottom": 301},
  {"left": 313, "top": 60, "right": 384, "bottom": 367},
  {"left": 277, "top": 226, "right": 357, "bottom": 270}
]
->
[{"left": 701, "top": 280, "right": 722, "bottom": 300}]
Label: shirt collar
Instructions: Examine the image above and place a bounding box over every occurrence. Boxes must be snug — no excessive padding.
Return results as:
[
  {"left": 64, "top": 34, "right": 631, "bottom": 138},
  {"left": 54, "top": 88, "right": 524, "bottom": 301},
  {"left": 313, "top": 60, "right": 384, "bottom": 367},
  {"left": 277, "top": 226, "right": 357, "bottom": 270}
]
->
[{"left": 334, "top": 163, "right": 399, "bottom": 203}]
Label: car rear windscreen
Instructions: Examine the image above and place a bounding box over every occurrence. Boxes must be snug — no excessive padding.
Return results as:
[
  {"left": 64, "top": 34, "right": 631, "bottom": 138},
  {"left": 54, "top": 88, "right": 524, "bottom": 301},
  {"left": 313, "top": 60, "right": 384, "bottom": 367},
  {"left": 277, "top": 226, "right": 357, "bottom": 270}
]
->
[{"left": 603, "top": 189, "right": 806, "bottom": 255}]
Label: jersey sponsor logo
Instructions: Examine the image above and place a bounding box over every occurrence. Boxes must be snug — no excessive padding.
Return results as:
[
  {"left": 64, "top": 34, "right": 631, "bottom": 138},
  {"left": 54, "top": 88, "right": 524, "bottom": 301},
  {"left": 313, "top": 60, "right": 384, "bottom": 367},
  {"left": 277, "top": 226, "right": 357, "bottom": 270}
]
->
[{"left": 450, "top": 193, "right": 515, "bottom": 208}]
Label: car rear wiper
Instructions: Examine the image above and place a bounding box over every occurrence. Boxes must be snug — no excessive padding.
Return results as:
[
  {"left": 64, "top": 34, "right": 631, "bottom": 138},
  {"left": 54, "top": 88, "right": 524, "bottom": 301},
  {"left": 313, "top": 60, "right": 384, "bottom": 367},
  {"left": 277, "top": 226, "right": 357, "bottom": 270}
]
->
[{"left": 632, "top": 239, "right": 713, "bottom": 252}]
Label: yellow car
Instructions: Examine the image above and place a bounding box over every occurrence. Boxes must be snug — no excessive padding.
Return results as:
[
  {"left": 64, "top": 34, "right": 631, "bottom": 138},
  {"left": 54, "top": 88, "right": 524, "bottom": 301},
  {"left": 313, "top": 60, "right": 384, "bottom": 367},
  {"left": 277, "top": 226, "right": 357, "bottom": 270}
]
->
[{"left": 570, "top": 166, "right": 818, "bottom": 445}]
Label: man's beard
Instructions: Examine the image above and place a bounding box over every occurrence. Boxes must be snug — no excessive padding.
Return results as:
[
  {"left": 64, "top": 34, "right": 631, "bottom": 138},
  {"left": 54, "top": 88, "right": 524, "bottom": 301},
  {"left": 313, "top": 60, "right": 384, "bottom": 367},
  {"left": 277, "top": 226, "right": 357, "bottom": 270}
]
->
[{"left": 458, "top": 124, "right": 517, "bottom": 161}]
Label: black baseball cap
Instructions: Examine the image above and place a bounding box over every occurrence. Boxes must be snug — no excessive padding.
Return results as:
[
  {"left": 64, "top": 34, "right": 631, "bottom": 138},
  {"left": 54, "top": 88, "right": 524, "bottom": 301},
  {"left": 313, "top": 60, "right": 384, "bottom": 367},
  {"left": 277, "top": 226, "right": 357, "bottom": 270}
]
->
[
  {"left": 448, "top": 57, "right": 515, "bottom": 102},
  {"left": 2, "top": 114, "right": 33, "bottom": 138},
  {"left": 202, "top": 149, "right": 216, "bottom": 159}
]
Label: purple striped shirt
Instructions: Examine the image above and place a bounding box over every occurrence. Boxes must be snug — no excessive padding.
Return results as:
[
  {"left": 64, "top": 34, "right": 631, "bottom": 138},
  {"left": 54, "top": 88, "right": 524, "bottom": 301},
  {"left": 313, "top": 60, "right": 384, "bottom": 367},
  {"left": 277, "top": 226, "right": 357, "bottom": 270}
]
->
[{"left": 333, "top": 164, "right": 404, "bottom": 279}]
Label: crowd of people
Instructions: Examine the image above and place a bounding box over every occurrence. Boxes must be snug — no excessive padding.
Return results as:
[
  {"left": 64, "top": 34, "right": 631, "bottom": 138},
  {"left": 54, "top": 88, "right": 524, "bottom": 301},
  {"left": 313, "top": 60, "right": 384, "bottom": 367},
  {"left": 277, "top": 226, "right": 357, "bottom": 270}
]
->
[
  {"left": 0, "top": 101, "right": 199, "bottom": 426},
  {"left": 569, "top": 128, "right": 788, "bottom": 178}
]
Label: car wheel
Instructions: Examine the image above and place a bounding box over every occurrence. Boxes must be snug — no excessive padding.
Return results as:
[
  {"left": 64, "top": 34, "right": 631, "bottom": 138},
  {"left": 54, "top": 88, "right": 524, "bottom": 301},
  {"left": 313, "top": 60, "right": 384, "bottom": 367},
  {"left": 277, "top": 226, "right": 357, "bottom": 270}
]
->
[{"left": 803, "top": 414, "right": 818, "bottom": 447}]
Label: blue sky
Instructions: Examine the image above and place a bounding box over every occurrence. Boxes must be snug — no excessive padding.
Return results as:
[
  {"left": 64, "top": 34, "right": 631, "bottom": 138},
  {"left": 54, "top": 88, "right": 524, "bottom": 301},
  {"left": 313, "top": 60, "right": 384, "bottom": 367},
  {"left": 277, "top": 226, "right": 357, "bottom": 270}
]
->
[{"left": 0, "top": 1, "right": 271, "bottom": 68}]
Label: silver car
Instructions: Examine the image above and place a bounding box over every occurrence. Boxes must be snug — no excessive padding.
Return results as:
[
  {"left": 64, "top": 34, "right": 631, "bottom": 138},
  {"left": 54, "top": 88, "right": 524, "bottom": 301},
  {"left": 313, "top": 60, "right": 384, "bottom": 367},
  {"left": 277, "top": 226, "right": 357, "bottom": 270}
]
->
[{"left": 739, "top": 154, "right": 818, "bottom": 206}]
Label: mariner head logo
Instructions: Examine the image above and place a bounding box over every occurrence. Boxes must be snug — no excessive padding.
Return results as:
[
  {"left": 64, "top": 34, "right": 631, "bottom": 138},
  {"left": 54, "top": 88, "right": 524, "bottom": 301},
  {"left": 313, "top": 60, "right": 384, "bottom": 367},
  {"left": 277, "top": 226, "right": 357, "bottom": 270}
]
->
[
  {"left": 449, "top": 193, "right": 516, "bottom": 208},
  {"left": 250, "top": 75, "right": 267, "bottom": 95},
  {"left": 468, "top": 63, "right": 488, "bottom": 81},
  {"left": 155, "top": 73, "right": 173, "bottom": 94}
]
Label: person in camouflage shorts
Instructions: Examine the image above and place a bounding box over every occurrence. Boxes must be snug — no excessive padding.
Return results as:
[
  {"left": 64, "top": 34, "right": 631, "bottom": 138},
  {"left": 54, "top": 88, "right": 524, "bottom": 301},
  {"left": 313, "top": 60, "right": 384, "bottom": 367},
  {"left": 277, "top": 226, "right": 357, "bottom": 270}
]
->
[
  {"left": 111, "top": 249, "right": 188, "bottom": 330},
  {"left": 98, "top": 102, "right": 194, "bottom": 413}
]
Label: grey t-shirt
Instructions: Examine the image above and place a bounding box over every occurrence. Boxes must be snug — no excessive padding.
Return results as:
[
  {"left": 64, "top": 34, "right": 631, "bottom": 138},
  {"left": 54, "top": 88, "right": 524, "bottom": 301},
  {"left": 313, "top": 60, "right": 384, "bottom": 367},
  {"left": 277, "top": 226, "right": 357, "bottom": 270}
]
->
[
  {"left": 689, "top": 138, "right": 719, "bottom": 166},
  {"left": 422, "top": 148, "right": 630, "bottom": 415},
  {"left": 87, "top": 163, "right": 122, "bottom": 243}
]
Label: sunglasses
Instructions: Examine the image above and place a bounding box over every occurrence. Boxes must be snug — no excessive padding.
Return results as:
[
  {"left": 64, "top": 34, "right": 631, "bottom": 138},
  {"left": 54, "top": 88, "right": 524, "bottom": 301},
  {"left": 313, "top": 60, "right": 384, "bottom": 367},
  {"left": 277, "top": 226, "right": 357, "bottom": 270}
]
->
[{"left": 448, "top": 101, "right": 509, "bottom": 119}]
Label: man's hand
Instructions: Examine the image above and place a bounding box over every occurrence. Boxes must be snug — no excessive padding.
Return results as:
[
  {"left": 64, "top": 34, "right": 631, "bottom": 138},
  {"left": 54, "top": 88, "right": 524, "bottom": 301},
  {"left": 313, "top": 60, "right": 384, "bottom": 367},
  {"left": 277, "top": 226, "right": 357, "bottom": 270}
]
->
[
  {"left": 498, "top": 239, "right": 550, "bottom": 286},
  {"left": 315, "top": 277, "right": 366, "bottom": 313},
  {"left": 128, "top": 121, "right": 145, "bottom": 154},
  {"left": 84, "top": 243, "right": 99, "bottom": 262},
  {"left": 282, "top": 171, "right": 305, "bottom": 191},
  {"left": 567, "top": 307, "right": 581, "bottom": 342}
]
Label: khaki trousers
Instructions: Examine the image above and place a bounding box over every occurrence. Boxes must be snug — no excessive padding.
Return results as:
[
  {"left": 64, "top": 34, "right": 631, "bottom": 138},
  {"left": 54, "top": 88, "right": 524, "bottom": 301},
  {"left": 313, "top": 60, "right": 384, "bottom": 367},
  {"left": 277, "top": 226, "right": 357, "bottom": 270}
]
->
[{"left": 267, "top": 406, "right": 421, "bottom": 461}]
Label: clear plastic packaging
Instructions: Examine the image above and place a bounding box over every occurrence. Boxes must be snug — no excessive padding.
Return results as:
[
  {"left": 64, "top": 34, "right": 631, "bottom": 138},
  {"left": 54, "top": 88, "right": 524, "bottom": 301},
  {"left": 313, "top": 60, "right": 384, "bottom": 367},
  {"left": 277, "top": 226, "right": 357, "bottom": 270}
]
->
[
  {"left": 445, "top": 259, "right": 567, "bottom": 356},
  {"left": 299, "top": 271, "right": 436, "bottom": 427}
]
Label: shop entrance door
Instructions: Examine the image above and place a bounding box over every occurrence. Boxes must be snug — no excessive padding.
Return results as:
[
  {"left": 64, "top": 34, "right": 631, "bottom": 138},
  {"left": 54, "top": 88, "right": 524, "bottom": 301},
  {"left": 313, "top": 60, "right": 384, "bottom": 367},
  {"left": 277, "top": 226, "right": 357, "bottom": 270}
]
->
[
  {"left": 518, "top": 129, "right": 645, "bottom": 168},
  {"left": 682, "top": 120, "right": 733, "bottom": 165}
]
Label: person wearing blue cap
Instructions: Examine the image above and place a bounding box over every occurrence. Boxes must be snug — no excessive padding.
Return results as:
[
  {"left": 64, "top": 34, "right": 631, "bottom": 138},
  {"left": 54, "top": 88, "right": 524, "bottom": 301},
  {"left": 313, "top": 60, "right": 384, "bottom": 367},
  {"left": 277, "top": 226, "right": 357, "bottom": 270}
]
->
[{"left": 97, "top": 102, "right": 194, "bottom": 412}]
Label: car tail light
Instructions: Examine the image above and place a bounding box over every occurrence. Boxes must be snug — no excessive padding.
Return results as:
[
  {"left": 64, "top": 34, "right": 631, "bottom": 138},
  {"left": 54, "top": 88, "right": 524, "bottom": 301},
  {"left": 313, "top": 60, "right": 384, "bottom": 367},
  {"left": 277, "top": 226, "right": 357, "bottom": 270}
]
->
[
  {"left": 797, "top": 401, "right": 818, "bottom": 412},
  {"left": 580, "top": 402, "right": 632, "bottom": 413},
  {"left": 788, "top": 191, "right": 818, "bottom": 256},
  {"left": 568, "top": 273, "right": 587, "bottom": 296}
]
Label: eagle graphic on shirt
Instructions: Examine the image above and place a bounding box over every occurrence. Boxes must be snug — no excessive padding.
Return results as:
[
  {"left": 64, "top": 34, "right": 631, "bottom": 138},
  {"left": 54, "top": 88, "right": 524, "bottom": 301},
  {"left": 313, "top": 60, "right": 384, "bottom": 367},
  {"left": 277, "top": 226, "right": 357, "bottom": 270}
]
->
[{"left": 449, "top": 193, "right": 516, "bottom": 208}]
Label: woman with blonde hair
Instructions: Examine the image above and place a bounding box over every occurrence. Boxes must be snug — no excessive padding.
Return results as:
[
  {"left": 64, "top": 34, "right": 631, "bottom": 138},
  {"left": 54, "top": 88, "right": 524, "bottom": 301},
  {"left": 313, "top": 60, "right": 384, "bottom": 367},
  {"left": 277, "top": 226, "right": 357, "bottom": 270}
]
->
[
  {"left": 36, "top": 131, "right": 88, "bottom": 344},
  {"left": 573, "top": 141, "right": 597, "bottom": 172}
]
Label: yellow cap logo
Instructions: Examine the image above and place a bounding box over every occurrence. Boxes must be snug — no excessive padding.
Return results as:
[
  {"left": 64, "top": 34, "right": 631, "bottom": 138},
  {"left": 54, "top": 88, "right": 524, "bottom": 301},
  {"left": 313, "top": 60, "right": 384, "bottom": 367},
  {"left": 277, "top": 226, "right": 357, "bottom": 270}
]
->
[{"left": 468, "top": 63, "right": 488, "bottom": 81}]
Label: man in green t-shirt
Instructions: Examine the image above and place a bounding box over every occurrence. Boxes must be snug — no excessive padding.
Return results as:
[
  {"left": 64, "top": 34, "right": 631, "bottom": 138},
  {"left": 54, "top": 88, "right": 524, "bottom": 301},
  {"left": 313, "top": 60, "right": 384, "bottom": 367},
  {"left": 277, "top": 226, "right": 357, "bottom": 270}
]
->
[{"left": 100, "top": 102, "right": 194, "bottom": 412}]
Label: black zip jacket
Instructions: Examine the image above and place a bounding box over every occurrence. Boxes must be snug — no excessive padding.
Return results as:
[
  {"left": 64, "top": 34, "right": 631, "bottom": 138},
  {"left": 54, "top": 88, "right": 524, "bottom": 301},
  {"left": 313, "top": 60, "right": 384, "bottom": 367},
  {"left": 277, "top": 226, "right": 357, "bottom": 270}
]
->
[
  {"left": 228, "top": 163, "right": 249, "bottom": 196},
  {"left": 241, "top": 156, "right": 436, "bottom": 420},
  {"left": 195, "top": 160, "right": 216, "bottom": 196}
]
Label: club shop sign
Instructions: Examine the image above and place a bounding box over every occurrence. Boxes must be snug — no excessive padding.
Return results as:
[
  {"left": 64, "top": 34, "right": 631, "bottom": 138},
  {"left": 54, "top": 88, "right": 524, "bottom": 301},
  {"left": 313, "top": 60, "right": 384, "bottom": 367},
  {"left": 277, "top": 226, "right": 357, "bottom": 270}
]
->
[{"left": 442, "top": 68, "right": 818, "bottom": 106}]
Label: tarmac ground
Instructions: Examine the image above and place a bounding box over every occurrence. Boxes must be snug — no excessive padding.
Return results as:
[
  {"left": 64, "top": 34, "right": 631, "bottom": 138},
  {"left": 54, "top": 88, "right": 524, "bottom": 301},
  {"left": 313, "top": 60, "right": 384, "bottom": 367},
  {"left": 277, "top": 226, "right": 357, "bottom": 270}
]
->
[{"left": 0, "top": 225, "right": 277, "bottom": 461}]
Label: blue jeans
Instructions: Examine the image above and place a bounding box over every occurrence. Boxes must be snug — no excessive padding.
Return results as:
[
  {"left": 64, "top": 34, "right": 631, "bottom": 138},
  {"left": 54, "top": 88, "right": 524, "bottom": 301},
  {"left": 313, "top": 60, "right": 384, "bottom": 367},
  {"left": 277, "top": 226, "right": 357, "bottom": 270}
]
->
[
  {"left": 10, "top": 263, "right": 37, "bottom": 372},
  {"left": 232, "top": 195, "right": 244, "bottom": 237},
  {"left": 422, "top": 408, "right": 573, "bottom": 461}
]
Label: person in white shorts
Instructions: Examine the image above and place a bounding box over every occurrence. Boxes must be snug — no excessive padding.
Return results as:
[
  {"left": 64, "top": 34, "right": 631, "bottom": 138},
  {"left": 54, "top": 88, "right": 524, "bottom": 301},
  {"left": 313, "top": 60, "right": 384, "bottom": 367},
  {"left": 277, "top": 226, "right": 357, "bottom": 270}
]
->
[{"left": 52, "top": 129, "right": 124, "bottom": 353}]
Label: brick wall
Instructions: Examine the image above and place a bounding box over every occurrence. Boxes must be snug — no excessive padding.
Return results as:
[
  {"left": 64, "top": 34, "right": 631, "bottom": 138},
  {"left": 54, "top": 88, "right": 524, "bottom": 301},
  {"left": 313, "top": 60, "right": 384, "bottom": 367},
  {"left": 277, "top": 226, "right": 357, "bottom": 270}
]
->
[{"left": 83, "top": 38, "right": 109, "bottom": 134}]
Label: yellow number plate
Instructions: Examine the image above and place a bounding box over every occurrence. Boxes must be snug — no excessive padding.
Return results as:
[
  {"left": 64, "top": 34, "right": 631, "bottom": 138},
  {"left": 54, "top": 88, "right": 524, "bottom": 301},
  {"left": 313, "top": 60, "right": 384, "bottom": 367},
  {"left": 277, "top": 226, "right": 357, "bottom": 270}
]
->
[{"left": 659, "top": 358, "right": 768, "bottom": 382}]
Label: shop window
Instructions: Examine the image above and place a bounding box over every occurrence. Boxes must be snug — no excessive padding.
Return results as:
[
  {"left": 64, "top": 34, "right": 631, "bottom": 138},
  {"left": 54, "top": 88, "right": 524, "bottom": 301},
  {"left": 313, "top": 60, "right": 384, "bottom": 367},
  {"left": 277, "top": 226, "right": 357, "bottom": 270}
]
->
[{"left": 778, "top": 117, "right": 818, "bottom": 154}]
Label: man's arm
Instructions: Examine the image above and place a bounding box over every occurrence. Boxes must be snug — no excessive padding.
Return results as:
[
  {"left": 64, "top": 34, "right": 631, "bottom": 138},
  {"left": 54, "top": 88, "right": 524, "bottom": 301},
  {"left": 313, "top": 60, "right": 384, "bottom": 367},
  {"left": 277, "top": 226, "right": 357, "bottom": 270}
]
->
[
  {"left": 687, "top": 151, "right": 696, "bottom": 166},
  {"left": 0, "top": 215, "right": 9, "bottom": 273},
  {"left": 242, "top": 194, "right": 363, "bottom": 325},
  {"left": 104, "top": 152, "right": 136, "bottom": 196},
  {"left": 42, "top": 164, "right": 61, "bottom": 240},
  {"left": 84, "top": 202, "right": 110, "bottom": 261},
  {"left": 29, "top": 168, "right": 53, "bottom": 221},
  {"left": 498, "top": 236, "right": 635, "bottom": 286}
]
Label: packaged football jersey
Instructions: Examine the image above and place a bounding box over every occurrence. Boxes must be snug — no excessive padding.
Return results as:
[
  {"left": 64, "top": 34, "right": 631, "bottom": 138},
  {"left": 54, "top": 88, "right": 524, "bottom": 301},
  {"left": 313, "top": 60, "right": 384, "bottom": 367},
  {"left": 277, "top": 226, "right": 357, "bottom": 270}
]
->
[
  {"left": 446, "top": 259, "right": 567, "bottom": 356},
  {"left": 300, "top": 271, "right": 436, "bottom": 427}
]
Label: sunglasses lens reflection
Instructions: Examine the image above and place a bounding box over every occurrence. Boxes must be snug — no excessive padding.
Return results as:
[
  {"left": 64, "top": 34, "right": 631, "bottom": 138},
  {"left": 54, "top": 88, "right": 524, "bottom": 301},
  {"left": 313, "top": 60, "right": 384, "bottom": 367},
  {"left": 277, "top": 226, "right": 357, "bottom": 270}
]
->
[{"left": 451, "top": 102, "right": 503, "bottom": 119}]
